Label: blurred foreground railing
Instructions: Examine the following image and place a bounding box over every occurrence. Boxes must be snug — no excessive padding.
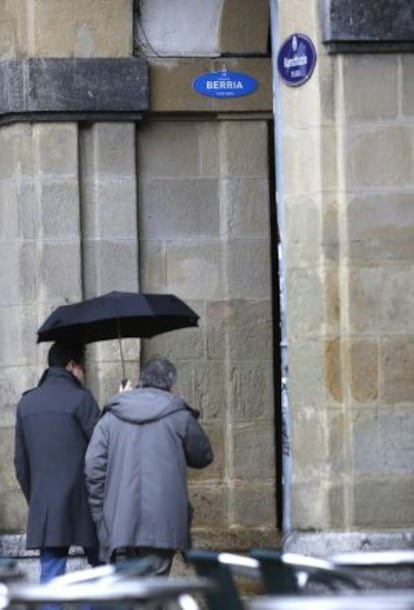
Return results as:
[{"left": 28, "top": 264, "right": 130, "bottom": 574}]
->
[{"left": 249, "top": 590, "right": 414, "bottom": 610}]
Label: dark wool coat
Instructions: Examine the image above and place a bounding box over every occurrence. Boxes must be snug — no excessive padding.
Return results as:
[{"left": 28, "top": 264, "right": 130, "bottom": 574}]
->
[
  {"left": 84, "top": 388, "right": 213, "bottom": 562},
  {"left": 14, "top": 367, "right": 100, "bottom": 550}
]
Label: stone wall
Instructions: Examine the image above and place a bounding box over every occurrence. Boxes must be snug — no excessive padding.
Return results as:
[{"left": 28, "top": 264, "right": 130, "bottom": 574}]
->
[
  {"left": 1, "top": 0, "right": 413, "bottom": 570},
  {"left": 0, "top": 0, "right": 278, "bottom": 556},
  {"left": 277, "top": 0, "right": 414, "bottom": 533}
]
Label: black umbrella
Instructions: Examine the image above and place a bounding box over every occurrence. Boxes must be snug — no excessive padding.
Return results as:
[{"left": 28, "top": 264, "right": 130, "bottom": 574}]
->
[{"left": 37, "top": 291, "right": 199, "bottom": 378}]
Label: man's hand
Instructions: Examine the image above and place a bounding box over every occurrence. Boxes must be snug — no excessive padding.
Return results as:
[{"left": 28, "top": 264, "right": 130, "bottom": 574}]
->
[{"left": 119, "top": 379, "right": 133, "bottom": 392}]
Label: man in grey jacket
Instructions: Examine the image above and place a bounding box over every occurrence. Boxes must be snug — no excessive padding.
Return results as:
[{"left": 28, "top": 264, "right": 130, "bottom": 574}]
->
[{"left": 84, "top": 356, "right": 213, "bottom": 573}]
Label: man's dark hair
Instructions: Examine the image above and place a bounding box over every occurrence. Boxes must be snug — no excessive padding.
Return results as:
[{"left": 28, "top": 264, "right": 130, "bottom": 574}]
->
[
  {"left": 48, "top": 342, "right": 85, "bottom": 368},
  {"left": 140, "top": 357, "right": 177, "bottom": 391}
]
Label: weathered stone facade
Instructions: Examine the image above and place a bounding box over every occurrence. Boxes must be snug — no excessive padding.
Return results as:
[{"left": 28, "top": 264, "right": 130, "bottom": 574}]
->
[{"left": 0, "top": 0, "right": 413, "bottom": 575}]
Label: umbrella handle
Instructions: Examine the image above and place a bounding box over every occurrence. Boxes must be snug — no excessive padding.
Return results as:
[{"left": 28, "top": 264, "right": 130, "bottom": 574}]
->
[{"left": 116, "top": 319, "right": 126, "bottom": 381}]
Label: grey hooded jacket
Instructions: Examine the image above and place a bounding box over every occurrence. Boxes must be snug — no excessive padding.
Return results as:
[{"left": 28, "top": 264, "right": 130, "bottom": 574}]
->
[{"left": 84, "top": 387, "right": 213, "bottom": 562}]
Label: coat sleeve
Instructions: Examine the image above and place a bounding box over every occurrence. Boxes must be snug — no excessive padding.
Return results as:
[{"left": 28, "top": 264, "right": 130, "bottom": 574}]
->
[
  {"left": 75, "top": 391, "right": 100, "bottom": 440},
  {"left": 84, "top": 420, "right": 109, "bottom": 525},
  {"left": 14, "top": 408, "right": 30, "bottom": 502},
  {"left": 183, "top": 414, "right": 214, "bottom": 469}
]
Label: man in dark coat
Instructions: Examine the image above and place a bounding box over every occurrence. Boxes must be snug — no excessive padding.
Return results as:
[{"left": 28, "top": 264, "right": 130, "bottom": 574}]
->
[
  {"left": 14, "top": 341, "right": 100, "bottom": 583},
  {"left": 85, "top": 356, "right": 213, "bottom": 573}
]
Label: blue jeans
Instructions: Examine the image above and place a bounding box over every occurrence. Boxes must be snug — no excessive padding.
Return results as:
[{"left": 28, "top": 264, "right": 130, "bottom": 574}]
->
[
  {"left": 40, "top": 546, "right": 68, "bottom": 583},
  {"left": 40, "top": 546, "right": 100, "bottom": 610}
]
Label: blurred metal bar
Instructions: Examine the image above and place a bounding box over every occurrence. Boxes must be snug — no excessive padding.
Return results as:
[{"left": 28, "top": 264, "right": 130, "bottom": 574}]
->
[{"left": 250, "top": 590, "right": 414, "bottom": 610}]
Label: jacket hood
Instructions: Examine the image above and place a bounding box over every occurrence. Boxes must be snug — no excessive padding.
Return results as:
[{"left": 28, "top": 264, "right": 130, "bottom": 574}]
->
[{"left": 103, "top": 387, "right": 185, "bottom": 424}]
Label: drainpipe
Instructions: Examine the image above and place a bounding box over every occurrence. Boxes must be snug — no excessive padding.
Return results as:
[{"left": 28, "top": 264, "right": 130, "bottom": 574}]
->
[{"left": 269, "top": 0, "right": 292, "bottom": 537}]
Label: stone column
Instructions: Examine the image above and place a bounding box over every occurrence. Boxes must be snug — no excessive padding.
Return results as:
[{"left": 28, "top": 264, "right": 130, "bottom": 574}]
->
[{"left": 136, "top": 118, "right": 277, "bottom": 548}]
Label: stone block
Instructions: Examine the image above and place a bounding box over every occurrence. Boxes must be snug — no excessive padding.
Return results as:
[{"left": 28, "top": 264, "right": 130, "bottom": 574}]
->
[
  {"left": 347, "top": 193, "right": 414, "bottom": 264},
  {"left": 0, "top": 242, "right": 38, "bottom": 305},
  {"left": 232, "top": 423, "right": 275, "bottom": 480},
  {"left": 38, "top": 241, "right": 82, "bottom": 301},
  {"left": 31, "top": 0, "right": 133, "bottom": 57},
  {"left": 34, "top": 124, "right": 78, "bottom": 177},
  {"left": 38, "top": 180, "right": 80, "bottom": 238},
  {"left": 324, "top": 338, "right": 343, "bottom": 403},
  {"left": 402, "top": 56, "right": 414, "bottom": 116},
  {"left": 226, "top": 240, "right": 271, "bottom": 300},
  {"left": 286, "top": 268, "right": 324, "bottom": 338},
  {"left": 188, "top": 423, "right": 225, "bottom": 481},
  {"left": 206, "top": 301, "right": 228, "bottom": 360},
  {"left": 284, "top": 531, "right": 414, "bottom": 557},
  {"left": 328, "top": 484, "right": 346, "bottom": 529},
  {"left": 328, "top": 409, "right": 347, "bottom": 475},
  {"left": 323, "top": 264, "right": 341, "bottom": 335},
  {"left": 142, "top": 321, "right": 205, "bottom": 364},
  {"left": 342, "top": 55, "right": 398, "bottom": 120},
  {"left": 0, "top": 428, "right": 17, "bottom": 490},
  {"left": 0, "top": 306, "right": 38, "bottom": 366},
  {"left": 279, "top": 70, "right": 322, "bottom": 129},
  {"left": 0, "top": 123, "right": 34, "bottom": 179},
  {"left": 291, "top": 481, "right": 331, "bottom": 531},
  {"left": 220, "top": 178, "right": 271, "bottom": 239},
  {"left": 166, "top": 241, "right": 224, "bottom": 300},
  {"left": 82, "top": 239, "right": 138, "bottom": 296},
  {"left": 285, "top": 195, "right": 322, "bottom": 268},
  {"left": 353, "top": 478, "right": 414, "bottom": 528},
  {"left": 81, "top": 180, "right": 138, "bottom": 239},
  {"left": 193, "top": 360, "right": 227, "bottom": 420},
  {"left": 279, "top": 0, "right": 317, "bottom": 34},
  {"left": 0, "top": 181, "right": 43, "bottom": 241},
  {"left": 0, "top": 58, "right": 148, "bottom": 122},
  {"left": 288, "top": 340, "right": 331, "bottom": 408},
  {"left": 219, "top": 121, "right": 268, "bottom": 178},
  {"left": 232, "top": 483, "right": 277, "bottom": 527},
  {"left": 349, "top": 340, "right": 379, "bottom": 402},
  {"left": 284, "top": 128, "right": 336, "bottom": 196},
  {"left": 349, "top": 266, "right": 414, "bottom": 335},
  {"left": 225, "top": 299, "right": 273, "bottom": 360},
  {"left": 291, "top": 407, "right": 329, "bottom": 478},
  {"left": 0, "top": 367, "right": 41, "bottom": 424},
  {"left": 382, "top": 337, "right": 414, "bottom": 403},
  {"left": 352, "top": 407, "right": 414, "bottom": 475},
  {"left": 219, "top": 0, "right": 269, "bottom": 54},
  {"left": 322, "top": 0, "right": 414, "bottom": 50},
  {"left": 0, "top": 489, "right": 27, "bottom": 533},
  {"left": 345, "top": 127, "right": 412, "bottom": 188},
  {"left": 80, "top": 123, "right": 136, "bottom": 178},
  {"left": 137, "top": 121, "right": 220, "bottom": 179},
  {"left": 139, "top": 240, "right": 166, "bottom": 292},
  {"left": 231, "top": 362, "right": 274, "bottom": 422},
  {"left": 0, "top": 2, "right": 22, "bottom": 57},
  {"left": 188, "top": 484, "right": 230, "bottom": 528},
  {"left": 138, "top": 178, "right": 220, "bottom": 239},
  {"left": 149, "top": 58, "right": 272, "bottom": 113}
]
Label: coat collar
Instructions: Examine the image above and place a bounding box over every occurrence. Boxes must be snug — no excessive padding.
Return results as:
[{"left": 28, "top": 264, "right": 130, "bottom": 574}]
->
[{"left": 37, "top": 366, "right": 83, "bottom": 388}]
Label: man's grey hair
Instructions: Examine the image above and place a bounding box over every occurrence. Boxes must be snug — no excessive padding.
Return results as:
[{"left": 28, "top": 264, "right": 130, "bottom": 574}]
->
[{"left": 139, "top": 356, "right": 177, "bottom": 391}]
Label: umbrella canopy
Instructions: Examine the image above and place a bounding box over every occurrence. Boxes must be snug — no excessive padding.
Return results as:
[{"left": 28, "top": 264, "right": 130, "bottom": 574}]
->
[{"left": 37, "top": 291, "right": 199, "bottom": 344}]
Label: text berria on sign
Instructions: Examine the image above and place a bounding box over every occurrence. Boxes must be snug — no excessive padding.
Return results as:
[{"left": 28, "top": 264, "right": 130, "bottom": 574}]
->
[{"left": 193, "top": 65, "right": 258, "bottom": 99}]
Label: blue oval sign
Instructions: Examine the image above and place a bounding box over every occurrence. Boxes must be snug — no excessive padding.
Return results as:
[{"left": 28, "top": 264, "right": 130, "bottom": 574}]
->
[
  {"left": 277, "top": 33, "right": 317, "bottom": 87},
  {"left": 193, "top": 66, "right": 258, "bottom": 98}
]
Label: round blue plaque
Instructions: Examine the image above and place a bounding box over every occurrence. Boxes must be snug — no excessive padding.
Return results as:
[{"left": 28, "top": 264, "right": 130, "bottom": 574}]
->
[{"left": 277, "top": 33, "right": 317, "bottom": 87}]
